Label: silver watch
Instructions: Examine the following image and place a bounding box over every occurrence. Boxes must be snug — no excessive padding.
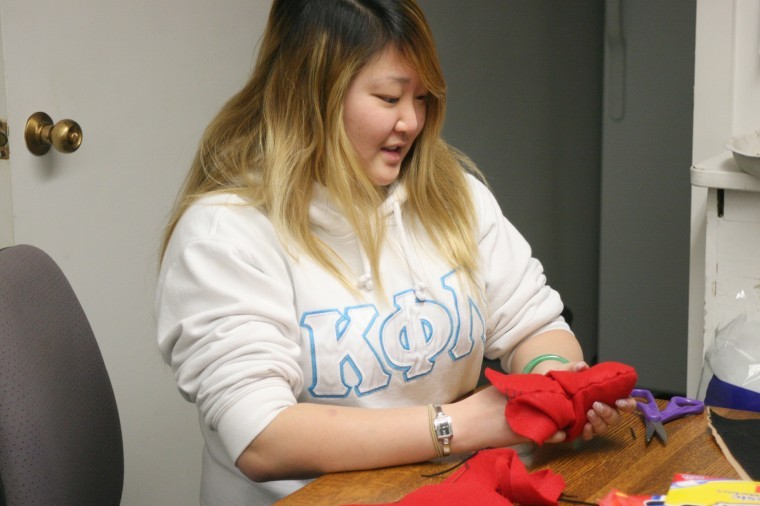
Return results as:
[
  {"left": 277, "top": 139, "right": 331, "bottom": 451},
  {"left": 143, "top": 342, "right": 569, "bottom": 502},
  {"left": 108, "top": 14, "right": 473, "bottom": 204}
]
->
[{"left": 432, "top": 404, "right": 453, "bottom": 456}]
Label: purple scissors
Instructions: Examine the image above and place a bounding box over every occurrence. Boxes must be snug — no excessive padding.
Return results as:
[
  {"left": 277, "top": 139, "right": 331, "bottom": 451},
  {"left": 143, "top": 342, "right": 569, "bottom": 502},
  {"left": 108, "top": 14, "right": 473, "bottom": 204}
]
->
[{"left": 631, "top": 388, "right": 705, "bottom": 444}]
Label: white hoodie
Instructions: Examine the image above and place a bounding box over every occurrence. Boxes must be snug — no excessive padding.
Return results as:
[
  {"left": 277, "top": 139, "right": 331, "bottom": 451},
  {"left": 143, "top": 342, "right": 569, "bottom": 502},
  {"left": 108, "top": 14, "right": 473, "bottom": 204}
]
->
[{"left": 155, "top": 174, "right": 569, "bottom": 505}]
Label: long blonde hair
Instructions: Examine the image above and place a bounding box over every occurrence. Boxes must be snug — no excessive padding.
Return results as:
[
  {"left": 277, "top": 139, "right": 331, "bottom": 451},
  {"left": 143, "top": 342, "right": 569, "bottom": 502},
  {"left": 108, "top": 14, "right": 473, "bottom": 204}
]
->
[{"left": 161, "top": 0, "right": 482, "bottom": 291}]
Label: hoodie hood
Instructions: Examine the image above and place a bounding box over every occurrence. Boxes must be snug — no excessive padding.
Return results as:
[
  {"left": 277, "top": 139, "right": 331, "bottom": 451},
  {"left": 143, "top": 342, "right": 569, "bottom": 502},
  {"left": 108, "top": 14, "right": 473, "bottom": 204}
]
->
[
  {"left": 308, "top": 182, "right": 407, "bottom": 233},
  {"left": 308, "top": 182, "right": 428, "bottom": 299}
]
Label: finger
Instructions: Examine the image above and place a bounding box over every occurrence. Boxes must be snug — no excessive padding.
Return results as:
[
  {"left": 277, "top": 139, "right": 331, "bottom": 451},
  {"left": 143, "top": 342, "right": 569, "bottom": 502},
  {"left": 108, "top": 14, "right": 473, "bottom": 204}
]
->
[
  {"left": 593, "top": 401, "right": 622, "bottom": 426},
  {"left": 582, "top": 422, "right": 594, "bottom": 441},
  {"left": 570, "top": 361, "right": 589, "bottom": 373},
  {"left": 586, "top": 404, "right": 610, "bottom": 435},
  {"left": 546, "top": 431, "right": 567, "bottom": 443},
  {"left": 615, "top": 398, "right": 637, "bottom": 413}
]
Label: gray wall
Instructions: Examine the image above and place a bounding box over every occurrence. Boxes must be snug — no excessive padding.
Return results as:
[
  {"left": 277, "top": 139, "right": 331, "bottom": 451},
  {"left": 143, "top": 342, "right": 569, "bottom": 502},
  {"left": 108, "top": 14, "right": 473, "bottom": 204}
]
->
[
  {"left": 419, "top": 1, "right": 695, "bottom": 394},
  {"left": 598, "top": 1, "right": 694, "bottom": 393},
  {"left": 419, "top": 1, "right": 605, "bottom": 359}
]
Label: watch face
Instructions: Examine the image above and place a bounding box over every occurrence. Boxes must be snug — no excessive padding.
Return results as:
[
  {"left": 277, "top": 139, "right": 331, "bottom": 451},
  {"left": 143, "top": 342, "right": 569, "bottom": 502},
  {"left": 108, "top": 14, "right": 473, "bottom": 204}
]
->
[{"left": 434, "top": 418, "right": 452, "bottom": 438}]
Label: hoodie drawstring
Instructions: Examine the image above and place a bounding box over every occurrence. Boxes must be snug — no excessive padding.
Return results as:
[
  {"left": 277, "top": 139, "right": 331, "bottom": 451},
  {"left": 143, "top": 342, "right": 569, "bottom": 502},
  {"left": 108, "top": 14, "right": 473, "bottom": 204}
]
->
[
  {"left": 357, "top": 247, "right": 374, "bottom": 291},
  {"left": 392, "top": 200, "right": 428, "bottom": 301},
  {"left": 352, "top": 185, "right": 429, "bottom": 303}
]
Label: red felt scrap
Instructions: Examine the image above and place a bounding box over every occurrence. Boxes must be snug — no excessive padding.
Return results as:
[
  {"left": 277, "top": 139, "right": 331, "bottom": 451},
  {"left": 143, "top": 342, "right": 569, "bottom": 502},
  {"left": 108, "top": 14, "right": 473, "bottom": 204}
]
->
[
  {"left": 447, "top": 448, "right": 565, "bottom": 505},
  {"left": 367, "top": 483, "right": 513, "bottom": 505},
  {"left": 343, "top": 448, "right": 565, "bottom": 506}
]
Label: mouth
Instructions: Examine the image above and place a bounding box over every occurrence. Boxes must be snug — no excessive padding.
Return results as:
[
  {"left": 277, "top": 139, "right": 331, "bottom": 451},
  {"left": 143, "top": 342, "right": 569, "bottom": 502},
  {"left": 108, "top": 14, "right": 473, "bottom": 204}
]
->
[{"left": 381, "top": 146, "right": 403, "bottom": 154}]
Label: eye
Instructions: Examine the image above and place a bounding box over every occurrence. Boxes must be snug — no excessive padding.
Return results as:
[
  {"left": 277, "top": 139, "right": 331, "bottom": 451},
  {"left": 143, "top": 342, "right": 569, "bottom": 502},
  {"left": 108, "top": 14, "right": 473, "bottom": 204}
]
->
[
  {"left": 415, "top": 94, "right": 429, "bottom": 102},
  {"left": 376, "top": 95, "right": 399, "bottom": 104}
]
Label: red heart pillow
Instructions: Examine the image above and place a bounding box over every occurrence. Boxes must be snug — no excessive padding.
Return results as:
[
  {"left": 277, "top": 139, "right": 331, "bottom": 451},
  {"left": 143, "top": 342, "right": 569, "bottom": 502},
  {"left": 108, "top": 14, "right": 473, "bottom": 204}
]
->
[{"left": 486, "top": 362, "right": 637, "bottom": 444}]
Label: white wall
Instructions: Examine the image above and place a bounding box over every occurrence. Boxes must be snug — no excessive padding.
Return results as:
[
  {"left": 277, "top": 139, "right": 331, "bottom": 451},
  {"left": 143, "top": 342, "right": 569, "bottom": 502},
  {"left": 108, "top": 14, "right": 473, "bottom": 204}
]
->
[
  {"left": 689, "top": 0, "right": 760, "bottom": 396},
  {"left": 0, "top": 2, "right": 272, "bottom": 505},
  {"left": 0, "top": 5, "right": 11, "bottom": 248}
]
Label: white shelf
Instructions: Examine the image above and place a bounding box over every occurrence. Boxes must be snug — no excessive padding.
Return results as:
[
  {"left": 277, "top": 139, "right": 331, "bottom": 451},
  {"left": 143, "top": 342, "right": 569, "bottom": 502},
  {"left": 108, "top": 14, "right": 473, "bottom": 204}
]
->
[
  {"left": 693, "top": 152, "right": 760, "bottom": 399},
  {"left": 691, "top": 151, "right": 760, "bottom": 192}
]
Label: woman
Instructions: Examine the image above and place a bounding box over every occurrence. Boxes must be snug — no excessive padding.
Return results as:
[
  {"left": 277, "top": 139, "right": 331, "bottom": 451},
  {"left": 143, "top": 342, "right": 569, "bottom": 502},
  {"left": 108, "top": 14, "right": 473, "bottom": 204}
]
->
[{"left": 156, "top": 0, "right": 633, "bottom": 504}]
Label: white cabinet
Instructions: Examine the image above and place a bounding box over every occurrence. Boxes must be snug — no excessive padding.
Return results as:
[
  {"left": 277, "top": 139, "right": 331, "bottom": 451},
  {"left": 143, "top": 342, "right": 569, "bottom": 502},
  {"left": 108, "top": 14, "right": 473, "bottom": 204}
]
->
[{"left": 691, "top": 152, "right": 760, "bottom": 397}]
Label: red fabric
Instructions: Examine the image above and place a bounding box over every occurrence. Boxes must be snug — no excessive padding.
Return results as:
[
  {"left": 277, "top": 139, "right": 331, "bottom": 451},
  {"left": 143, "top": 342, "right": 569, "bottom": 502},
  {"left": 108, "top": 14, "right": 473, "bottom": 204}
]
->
[
  {"left": 343, "top": 362, "right": 636, "bottom": 506},
  {"left": 364, "top": 483, "right": 513, "bottom": 505},
  {"left": 486, "top": 361, "right": 638, "bottom": 444},
  {"left": 447, "top": 448, "right": 565, "bottom": 505},
  {"left": 344, "top": 448, "right": 565, "bottom": 506}
]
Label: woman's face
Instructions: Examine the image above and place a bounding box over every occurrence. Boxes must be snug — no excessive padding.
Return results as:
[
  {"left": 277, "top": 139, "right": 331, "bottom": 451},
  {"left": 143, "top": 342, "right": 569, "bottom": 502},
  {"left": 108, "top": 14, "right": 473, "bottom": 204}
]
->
[{"left": 343, "top": 47, "right": 427, "bottom": 186}]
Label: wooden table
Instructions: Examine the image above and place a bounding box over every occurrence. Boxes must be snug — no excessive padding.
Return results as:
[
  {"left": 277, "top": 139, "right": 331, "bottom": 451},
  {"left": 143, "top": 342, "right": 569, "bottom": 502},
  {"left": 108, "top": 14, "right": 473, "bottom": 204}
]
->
[{"left": 276, "top": 405, "right": 759, "bottom": 505}]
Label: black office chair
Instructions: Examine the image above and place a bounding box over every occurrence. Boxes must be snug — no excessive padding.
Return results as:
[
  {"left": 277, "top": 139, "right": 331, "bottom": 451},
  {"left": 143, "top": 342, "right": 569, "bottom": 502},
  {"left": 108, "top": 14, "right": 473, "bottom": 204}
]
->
[{"left": 0, "top": 244, "right": 123, "bottom": 505}]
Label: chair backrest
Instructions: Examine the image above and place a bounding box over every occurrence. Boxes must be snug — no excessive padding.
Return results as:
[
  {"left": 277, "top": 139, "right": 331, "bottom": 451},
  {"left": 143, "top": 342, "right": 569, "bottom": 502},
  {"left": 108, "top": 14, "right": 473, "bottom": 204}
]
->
[{"left": 0, "top": 245, "right": 123, "bottom": 505}]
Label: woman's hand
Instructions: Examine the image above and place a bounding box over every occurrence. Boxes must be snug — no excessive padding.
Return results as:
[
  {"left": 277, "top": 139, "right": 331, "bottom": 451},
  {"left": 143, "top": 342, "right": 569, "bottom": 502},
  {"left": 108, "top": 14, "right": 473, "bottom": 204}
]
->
[
  {"left": 557, "top": 361, "right": 638, "bottom": 441},
  {"left": 562, "top": 361, "right": 637, "bottom": 441},
  {"left": 534, "top": 360, "right": 638, "bottom": 441},
  {"left": 580, "top": 397, "right": 637, "bottom": 440},
  {"left": 450, "top": 385, "right": 569, "bottom": 452}
]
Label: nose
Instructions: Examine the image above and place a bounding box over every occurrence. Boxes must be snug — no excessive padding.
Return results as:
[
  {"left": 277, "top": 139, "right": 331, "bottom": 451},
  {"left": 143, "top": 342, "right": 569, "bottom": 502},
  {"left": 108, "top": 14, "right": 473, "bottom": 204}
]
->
[{"left": 395, "top": 101, "right": 422, "bottom": 134}]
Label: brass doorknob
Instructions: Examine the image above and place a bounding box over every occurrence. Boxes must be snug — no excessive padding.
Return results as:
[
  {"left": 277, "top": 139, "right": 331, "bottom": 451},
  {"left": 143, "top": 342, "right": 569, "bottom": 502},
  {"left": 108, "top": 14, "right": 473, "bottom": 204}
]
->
[{"left": 25, "top": 112, "right": 83, "bottom": 156}]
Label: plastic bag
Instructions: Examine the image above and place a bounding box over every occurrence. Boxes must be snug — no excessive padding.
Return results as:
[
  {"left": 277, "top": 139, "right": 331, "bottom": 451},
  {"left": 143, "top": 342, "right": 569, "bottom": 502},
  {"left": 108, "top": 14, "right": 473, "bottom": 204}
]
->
[
  {"left": 706, "top": 315, "right": 760, "bottom": 393},
  {"left": 704, "top": 314, "right": 760, "bottom": 411}
]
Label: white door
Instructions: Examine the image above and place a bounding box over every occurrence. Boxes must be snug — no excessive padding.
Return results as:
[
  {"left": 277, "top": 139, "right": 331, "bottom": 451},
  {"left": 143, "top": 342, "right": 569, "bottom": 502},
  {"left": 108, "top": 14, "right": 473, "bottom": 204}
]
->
[{"left": 0, "top": 2, "right": 271, "bottom": 504}]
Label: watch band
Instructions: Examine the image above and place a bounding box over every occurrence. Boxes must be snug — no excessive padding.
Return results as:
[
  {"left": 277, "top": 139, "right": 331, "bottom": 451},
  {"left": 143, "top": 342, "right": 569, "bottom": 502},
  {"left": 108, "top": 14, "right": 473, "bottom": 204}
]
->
[{"left": 432, "top": 404, "right": 453, "bottom": 456}]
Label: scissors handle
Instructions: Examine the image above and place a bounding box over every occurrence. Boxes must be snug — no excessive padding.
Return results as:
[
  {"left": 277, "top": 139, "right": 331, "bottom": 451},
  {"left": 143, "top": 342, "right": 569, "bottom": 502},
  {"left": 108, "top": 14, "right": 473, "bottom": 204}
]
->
[
  {"left": 631, "top": 388, "right": 662, "bottom": 422},
  {"left": 660, "top": 396, "right": 704, "bottom": 423}
]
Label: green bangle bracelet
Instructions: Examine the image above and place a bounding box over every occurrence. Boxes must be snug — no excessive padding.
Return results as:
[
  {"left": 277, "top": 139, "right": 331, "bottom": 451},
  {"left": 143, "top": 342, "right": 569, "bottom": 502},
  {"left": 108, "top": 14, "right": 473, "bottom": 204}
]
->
[{"left": 521, "top": 354, "right": 570, "bottom": 374}]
